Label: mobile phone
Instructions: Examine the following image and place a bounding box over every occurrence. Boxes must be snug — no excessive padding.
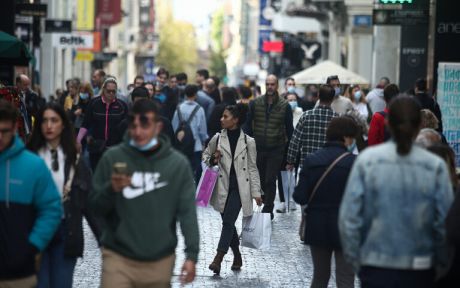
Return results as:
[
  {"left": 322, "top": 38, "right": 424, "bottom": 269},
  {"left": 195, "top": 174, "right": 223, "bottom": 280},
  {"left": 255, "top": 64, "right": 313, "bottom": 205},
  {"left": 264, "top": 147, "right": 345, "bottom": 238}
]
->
[{"left": 113, "top": 162, "right": 128, "bottom": 175}]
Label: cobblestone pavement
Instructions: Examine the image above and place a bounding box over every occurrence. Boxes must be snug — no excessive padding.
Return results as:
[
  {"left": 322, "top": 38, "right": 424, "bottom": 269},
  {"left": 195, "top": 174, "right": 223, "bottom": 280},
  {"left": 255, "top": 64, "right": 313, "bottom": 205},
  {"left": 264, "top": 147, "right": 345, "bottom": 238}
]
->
[{"left": 74, "top": 202, "right": 358, "bottom": 287}]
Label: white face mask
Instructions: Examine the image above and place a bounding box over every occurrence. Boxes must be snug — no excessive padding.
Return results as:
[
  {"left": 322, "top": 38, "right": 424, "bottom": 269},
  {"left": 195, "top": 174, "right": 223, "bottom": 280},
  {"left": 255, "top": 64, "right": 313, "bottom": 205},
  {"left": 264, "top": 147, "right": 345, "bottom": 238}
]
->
[
  {"left": 289, "top": 101, "right": 298, "bottom": 110},
  {"left": 347, "top": 139, "right": 356, "bottom": 152}
]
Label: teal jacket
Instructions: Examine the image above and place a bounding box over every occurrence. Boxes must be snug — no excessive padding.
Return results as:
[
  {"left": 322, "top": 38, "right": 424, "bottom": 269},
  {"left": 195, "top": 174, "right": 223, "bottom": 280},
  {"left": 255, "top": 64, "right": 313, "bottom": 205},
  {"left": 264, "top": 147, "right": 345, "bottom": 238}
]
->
[
  {"left": 0, "top": 135, "right": 62, "bottom": 279},
  {"left": 90, "top": 135, "right": 199, "bottom": 262}
]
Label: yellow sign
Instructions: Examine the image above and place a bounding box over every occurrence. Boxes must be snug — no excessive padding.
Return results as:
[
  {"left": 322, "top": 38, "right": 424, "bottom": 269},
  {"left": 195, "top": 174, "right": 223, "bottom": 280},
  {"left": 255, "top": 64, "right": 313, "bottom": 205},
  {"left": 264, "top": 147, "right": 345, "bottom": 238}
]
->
[
  {"left": 75, "top": 51, "right": 94, "bottom": 62},
  {"left": 76, "top": 0, "right": 95, "bottom": 31}
]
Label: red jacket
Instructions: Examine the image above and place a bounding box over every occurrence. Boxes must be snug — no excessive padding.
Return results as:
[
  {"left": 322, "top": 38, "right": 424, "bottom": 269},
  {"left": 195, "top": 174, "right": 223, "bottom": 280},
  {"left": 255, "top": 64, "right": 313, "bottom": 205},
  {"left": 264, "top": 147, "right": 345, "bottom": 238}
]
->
[{"left": 368, "top": 108, "right": 389, "bottom": 146}]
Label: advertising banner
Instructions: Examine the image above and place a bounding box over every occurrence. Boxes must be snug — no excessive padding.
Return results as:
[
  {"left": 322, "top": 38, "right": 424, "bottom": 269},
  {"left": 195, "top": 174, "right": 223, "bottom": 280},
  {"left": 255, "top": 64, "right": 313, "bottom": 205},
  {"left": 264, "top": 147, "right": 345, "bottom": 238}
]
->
[{"left": 76, "top": 0, "right": 95, "bottom": 31}]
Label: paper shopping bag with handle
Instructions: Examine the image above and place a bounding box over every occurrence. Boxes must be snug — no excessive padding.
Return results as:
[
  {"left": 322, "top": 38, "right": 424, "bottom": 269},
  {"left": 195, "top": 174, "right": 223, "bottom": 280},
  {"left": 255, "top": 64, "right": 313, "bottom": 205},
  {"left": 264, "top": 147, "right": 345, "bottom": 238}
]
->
[{"left": 241, "top": 209, "right": 271, "bottom": 249}]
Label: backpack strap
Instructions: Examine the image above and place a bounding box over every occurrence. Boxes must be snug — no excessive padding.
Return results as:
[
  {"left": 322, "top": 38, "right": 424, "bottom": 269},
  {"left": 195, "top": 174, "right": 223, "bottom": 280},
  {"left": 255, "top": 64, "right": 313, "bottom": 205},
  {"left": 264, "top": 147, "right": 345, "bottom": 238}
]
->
[
  {"left": 177, "top": 105, "right": 184, "bottom": 123},
  {"left": 187, "top": 105, "right": 201, "bottom": 124}
]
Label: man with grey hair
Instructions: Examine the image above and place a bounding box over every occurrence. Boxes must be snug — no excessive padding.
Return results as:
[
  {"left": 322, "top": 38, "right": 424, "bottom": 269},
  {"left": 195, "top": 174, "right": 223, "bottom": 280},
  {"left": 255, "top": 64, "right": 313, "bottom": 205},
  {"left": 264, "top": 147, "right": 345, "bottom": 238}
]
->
[
  {"left": 196, "top": 78, "right": 216, "bottom": 120},
  {"left": 415, "top": 128, "right": 442, "bottom": 148}
]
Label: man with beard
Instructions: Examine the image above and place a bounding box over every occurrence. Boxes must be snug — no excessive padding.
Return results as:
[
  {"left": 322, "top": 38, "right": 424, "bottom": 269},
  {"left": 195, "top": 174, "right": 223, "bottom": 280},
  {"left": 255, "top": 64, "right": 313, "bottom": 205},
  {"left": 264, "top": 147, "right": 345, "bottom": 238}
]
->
[{"left": 244, "top": 75, "right": 293, "bottom": 219}]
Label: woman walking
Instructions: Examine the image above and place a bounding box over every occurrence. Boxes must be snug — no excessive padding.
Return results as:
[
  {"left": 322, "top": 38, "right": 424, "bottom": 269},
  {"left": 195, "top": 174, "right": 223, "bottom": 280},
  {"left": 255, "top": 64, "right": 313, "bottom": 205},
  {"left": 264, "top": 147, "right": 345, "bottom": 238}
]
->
[
  {"left": 27, "top": 103, "right": 100, "bottom": 288},
  {"left": 339, "top": 96, "right": 454, "bottom": 288},
  {"left": 293, "top": 117, "right": 358, "bottom": 288},
  {"left": 203, "top": 103, "right": 263, "bottom": 275}
]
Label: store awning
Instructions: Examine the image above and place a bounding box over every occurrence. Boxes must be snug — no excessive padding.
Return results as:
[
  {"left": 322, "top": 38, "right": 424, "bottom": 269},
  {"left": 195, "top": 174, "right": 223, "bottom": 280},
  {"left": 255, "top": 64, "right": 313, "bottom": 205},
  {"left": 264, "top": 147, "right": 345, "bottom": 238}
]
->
[{"left": 0, "top": 31, "right": 32, "bottom": 66}]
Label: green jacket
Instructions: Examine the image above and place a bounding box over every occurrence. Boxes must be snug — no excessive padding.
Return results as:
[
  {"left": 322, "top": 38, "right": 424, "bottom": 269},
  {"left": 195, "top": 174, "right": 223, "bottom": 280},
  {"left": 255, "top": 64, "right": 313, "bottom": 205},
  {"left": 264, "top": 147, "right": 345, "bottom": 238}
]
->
[
  {"left": 90, "top": 135, "right": 199, "bottom": 262},
  {"left": 252, "top": 94, "right": 290, "bottom": 148}
]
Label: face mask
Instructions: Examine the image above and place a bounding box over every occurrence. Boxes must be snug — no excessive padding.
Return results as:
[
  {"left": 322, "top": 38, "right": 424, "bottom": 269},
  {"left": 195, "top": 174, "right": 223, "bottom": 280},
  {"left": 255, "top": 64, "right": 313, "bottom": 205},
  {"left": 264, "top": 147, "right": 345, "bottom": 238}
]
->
[
  {"left": 334, "top": 87, "right": 341, "bottom": 96},
  {"left": 129, "top": 137, "right": 158, "bottom": 151},
  {"left": 287, "top": 86, "right": 296, "bottom": 94},
  {"left": 80, "top": 92, "right": 89, "bottom": 100},
  {"left": 347, "top": 139, "right": 356, "bottom": 152},
  {"left": 354, "top": 91, "right": 362, "bottom": 102},
  {"left": 155, "top": 94, "right": 166, "bottom": 103},
  {"left": 289, "top": 101, "right": 298, "bottom": 110},
  {"left": 178, "top": 84, "right": 186, "bottom": 91}
]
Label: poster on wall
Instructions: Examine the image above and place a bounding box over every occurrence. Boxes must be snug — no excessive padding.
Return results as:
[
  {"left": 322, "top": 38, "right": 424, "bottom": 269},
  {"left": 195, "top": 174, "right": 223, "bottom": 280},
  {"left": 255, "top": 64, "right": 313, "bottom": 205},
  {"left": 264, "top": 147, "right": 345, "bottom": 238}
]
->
[{"left": 437, "top": 62, "right": 460, "bottom": 166}]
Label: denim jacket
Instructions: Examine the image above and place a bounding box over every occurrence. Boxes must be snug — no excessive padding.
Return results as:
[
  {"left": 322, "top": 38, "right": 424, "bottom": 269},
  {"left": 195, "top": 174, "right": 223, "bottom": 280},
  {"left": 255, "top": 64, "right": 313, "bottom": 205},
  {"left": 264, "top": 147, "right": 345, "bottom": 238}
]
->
[{"left": 339, "top": 141, "right": 454, "bottom": 272}]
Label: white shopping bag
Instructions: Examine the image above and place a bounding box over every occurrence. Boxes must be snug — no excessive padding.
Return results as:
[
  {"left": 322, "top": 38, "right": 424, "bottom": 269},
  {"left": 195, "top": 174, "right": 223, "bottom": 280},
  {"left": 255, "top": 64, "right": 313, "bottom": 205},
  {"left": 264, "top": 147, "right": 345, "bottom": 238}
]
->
[
  {"left": 280, "top": 170, "right": 296, "bottom": 211},
  {"left": 241, "top": 210, "right": 271, "bottom": 250}
]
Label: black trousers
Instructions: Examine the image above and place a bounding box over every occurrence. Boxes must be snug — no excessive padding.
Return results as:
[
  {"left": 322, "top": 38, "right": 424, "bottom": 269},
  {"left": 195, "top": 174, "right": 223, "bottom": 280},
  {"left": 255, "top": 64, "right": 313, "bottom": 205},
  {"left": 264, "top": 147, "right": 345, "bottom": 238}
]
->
[
  {"left": 359, "top": 266, "right": 434, "bottom": 288},
  {"left": 217, "top": 186, "right": 242, "bottom": 253},
  {"left": 257, "top": 146, "right": 285, "bottom": 214}
]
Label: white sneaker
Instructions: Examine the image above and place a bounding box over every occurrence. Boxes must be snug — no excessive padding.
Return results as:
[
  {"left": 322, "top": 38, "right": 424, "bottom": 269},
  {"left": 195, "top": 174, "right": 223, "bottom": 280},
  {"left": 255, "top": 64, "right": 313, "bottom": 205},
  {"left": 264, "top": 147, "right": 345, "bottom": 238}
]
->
[
  {"left": 276, "top": 202, "right": 286, "bottom": 213},
  {"left": 287, "top": 201, "right": 297, "bottom": 211}
]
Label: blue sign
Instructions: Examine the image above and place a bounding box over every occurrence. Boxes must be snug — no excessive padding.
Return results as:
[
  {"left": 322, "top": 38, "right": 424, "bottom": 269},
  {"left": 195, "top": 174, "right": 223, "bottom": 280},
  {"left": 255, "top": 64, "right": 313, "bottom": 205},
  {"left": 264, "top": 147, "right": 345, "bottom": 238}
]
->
[
  {"left": 258, "top": 30, "right": 271, "bottom": 54},
  {"left": 259, "top": 0, "right": 272, "bottom": 27},
  {"left": 354, "top": 15, "right": 372, "bottom": 27}
]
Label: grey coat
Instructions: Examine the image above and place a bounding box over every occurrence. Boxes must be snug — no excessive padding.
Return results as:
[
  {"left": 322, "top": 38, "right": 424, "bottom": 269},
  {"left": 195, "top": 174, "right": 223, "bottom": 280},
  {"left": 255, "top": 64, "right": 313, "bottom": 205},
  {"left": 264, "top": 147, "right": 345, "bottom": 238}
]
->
[{"left": 203, "top": 129, "right": 261, "bottom": 217}]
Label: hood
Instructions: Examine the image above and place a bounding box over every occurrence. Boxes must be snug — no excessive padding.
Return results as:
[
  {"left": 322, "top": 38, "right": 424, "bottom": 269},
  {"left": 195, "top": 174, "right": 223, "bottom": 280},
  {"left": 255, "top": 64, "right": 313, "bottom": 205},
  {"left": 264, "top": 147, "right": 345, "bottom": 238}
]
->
[
  {"left": 120, "top": 134, "right": 173, "bottom": 160},
  {"left": 0, "top": 135, "right": 25, "bottom": 162}
]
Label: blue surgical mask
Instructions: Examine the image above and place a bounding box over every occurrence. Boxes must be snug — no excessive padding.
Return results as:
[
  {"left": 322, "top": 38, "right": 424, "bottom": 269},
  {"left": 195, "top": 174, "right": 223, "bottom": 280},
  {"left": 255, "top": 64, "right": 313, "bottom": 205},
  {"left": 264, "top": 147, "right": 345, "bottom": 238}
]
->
[
  {"left": 347, "top": 139, "right": 356, "bottom": 152},
  {"left": 289, "top": 101, "right": 298, "bottom": 110},
  {"left": 354, "top": 91, "right": 362, "bottom": 102},
  {"left": 178, "top": 84, "right": 186, "bottom": 91},
  {"left": 155, "top": 93, "right": 166, "bottom": 103},
  {"left": 129, "top": 137, "right": 159, "bottom": 151},
  {"left": 334, "top": 87, "right": 341, "bottom": 96},
  {"left": 79, "top": 92, "right": 89, "bottom": 100},
  {"left": 287, "top": 86, "right": 296, "bottom": 94}
]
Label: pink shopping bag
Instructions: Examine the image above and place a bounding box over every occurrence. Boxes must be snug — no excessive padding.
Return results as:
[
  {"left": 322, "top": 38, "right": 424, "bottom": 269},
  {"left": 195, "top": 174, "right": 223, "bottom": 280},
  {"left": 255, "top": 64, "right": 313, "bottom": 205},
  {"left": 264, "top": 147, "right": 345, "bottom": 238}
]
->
[{"left": 195, "top": 166, "right": 219, "bottom": 207}]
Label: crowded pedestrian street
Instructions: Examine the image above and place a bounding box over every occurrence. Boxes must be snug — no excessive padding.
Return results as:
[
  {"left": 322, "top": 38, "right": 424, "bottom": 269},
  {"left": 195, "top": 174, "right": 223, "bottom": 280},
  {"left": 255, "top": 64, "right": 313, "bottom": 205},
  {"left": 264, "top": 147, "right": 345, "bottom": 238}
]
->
[
  {"left": 2, "top": 0, "right": 460, "bottom": 288},
  {"left": 74, "top": 203, "right": 352, "bottom": 288}
]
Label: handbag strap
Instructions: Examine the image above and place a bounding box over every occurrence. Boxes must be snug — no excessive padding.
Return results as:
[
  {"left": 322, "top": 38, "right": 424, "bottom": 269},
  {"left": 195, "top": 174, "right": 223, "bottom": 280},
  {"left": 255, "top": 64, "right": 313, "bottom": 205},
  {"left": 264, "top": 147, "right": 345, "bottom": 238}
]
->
[
  {"left": 307, "top": 152, "right": 350, "bottom": 206},
  {"left": 63, "top": 154, "right": 80, "bottom": 202}
]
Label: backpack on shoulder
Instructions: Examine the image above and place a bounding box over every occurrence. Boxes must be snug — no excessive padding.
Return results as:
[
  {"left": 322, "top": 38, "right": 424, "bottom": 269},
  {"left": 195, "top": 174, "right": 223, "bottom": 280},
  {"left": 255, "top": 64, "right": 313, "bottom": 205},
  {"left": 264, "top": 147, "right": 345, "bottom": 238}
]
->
[{"left": 175, "top": 105, "right": 200, "bottom": 158}]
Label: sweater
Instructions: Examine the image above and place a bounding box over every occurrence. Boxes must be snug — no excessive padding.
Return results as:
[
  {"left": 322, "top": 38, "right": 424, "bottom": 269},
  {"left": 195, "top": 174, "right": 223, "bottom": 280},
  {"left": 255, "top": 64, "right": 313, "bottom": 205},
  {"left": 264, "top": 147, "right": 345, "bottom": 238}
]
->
[{"left": 90, "top": 135, "right": 199, "bottom": 262}]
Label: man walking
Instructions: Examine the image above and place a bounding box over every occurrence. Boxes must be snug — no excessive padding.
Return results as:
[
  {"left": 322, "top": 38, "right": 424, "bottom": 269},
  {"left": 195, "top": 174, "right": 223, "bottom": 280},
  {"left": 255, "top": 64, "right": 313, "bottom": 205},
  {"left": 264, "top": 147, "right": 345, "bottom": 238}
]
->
[
  {"left": 77, "top": 77, "right": 128, "bottom": 170},
  {"left": 325, "top": 75, "right": 353, "bottom": 115},
  {"left": 287, "top": 84, "right": 338, "bottom": 169},
  {"left": 244, "top": 74, "right": 293, "bottom": 219},
  {"left": 172, "top": 85, "right": 208, "bottom": 184},
  {"left": 90, "top": 99, "right": 199, "bottom": 287},
  {"left": 196, "top": 78, "right": 216, "bottom": 120},
  {"left": 0, "top": 100, "right": 62, "bottom": 287}
]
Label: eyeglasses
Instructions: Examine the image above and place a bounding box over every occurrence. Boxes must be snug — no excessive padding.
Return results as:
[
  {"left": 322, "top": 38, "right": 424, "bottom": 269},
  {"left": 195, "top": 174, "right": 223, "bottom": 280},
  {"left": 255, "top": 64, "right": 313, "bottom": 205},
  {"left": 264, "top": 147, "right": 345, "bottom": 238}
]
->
[
  {"left": 50, "top": 149, "right": 59, "bottom": 172},
  {"left": 105, "top": 89, "right": 117, "bottom": 94}
]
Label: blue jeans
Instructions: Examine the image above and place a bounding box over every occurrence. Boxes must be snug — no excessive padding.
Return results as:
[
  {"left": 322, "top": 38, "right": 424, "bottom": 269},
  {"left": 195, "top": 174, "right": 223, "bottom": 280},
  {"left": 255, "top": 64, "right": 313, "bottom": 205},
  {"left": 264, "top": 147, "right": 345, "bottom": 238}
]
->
[{"left": 37, "top": 222, "right": 77, "bottom": 288}]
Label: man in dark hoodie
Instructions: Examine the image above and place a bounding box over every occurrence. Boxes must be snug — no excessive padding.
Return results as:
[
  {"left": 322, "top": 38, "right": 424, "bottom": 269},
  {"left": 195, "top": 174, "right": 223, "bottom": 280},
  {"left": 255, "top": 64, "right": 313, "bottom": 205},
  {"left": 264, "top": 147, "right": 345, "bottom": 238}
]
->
[
  {"left": 0, "top": 100, "right": 62, "bottom": 287},
  {"left": 90, "top": 99, "right": 199, "bottom": 287}
]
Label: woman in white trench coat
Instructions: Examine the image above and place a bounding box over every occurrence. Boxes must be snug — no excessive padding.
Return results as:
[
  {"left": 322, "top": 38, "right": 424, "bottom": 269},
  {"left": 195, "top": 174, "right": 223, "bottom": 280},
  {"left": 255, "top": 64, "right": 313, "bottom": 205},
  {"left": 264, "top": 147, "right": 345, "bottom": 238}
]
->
[{"left": 203, "top": 103, "right": 263, "bottom": 275}]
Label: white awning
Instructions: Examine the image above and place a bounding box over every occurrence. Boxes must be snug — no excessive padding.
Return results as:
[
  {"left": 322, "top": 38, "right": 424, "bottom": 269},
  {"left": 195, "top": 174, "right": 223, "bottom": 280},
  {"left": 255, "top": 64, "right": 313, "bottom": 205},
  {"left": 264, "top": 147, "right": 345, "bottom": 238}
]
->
[{"left": 290, "top": 60, "right": 370, "bottom": 84}]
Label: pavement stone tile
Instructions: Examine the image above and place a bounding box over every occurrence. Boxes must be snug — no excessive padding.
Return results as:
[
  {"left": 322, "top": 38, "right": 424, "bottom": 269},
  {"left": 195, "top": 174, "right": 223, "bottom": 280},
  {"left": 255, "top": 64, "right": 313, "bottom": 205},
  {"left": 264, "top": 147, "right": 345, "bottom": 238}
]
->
[{"left": 73, "top": 202, "right": 359, "bottom": 287}]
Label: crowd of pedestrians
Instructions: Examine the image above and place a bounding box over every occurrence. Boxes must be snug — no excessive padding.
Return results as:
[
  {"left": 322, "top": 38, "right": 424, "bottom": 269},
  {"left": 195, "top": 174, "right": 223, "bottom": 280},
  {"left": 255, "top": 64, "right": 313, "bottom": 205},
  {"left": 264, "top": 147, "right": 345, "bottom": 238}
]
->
[{"left": 0, "top": 67, "right": 459, "bottom": 288}]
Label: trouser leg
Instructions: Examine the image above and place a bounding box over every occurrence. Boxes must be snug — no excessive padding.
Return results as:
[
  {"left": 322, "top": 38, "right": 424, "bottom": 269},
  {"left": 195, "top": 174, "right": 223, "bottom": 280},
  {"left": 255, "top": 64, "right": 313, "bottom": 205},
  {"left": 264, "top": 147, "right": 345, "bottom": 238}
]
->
[
  {"left": 334, "top": 250, "right": 355, "bottom": 288},
  {"left": 217, "top": 187, "right": 242, "bottom": 253},
  {"left": 310, "top": 246, "right": 333, "bottom": 288}
]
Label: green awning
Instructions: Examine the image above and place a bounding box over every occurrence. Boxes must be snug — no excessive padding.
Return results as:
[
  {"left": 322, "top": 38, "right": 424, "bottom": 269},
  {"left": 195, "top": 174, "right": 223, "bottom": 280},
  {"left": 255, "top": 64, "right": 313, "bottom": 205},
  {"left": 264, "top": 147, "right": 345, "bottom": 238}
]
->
[{"left": 0, "top": 31, "right": 33, "bottom": 66}]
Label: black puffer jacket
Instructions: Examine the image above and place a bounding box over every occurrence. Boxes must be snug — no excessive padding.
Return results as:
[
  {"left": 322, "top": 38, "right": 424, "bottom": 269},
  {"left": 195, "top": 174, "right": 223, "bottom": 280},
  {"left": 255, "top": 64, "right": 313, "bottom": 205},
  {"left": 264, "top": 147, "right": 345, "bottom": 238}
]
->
[{"left": 293, "top": 142, "right": 356, "bottom": 249}]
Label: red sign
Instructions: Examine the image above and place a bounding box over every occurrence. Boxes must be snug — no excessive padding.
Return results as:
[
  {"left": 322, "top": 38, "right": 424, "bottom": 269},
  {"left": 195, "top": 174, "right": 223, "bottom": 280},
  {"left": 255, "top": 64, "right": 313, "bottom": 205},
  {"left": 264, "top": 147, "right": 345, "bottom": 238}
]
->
[
  {"left": 97, "top": 0, "right": 121, "bottom": 27},
  {"left": 263, "top": 41, "right": 284, "bottom": 53}
]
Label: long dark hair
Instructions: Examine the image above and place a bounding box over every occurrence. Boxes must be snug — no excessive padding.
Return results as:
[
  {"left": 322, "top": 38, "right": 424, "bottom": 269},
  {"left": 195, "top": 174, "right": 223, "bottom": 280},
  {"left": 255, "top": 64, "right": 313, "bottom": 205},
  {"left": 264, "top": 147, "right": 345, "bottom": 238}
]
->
[
  {"left": 27, "top": 103, "right": 77, "bottom": 167},
  {"left": 388, "top": 95, "right": 421, "bottom": 155}
]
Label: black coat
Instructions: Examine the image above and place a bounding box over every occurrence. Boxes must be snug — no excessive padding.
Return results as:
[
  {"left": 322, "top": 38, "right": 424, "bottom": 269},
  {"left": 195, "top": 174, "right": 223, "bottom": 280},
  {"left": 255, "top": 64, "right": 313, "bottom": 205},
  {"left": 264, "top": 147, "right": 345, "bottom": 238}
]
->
[
  {"left": 61, "top": 159, "right": 101, "bottom": 257},
  {"left": 293, "top": 142, "right": 356, "bottom": 249},
  {"left": 207, "top": 100, "right": 236, "bottom": 138}
]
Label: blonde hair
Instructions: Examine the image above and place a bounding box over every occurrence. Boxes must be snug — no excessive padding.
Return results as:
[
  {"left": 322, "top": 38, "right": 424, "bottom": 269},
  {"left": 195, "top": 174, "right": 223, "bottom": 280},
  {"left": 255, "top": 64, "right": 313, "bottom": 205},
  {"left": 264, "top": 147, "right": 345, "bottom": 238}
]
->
[{"left": 420, "top": 109, "right": 439, "bottom": 130}]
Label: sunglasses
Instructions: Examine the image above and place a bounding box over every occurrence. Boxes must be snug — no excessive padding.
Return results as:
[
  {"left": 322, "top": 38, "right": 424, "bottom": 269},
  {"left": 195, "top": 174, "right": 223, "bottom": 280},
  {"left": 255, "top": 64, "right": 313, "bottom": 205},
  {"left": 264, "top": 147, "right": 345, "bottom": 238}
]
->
[
  {"left": 50, "top": 149, "right": 59, "bottom": 172},
  {"left": 105, "top": 89, "right": 117, "bottom": 94},
  {"left": 127, "top": 114, "right": 155, "bottom": 128}
]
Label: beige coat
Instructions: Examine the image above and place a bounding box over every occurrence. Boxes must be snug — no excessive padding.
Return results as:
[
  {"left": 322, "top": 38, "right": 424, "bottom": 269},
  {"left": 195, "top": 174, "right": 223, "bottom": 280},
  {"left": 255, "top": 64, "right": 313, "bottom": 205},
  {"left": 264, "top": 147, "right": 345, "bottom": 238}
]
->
[{"left": 202, "top": 129, "right": 261, "bottom": 217}]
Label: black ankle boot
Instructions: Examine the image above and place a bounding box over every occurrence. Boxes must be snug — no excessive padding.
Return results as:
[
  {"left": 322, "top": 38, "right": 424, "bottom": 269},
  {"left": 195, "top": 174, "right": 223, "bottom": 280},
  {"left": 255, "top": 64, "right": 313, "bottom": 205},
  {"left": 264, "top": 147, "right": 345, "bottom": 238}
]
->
[{"left": 209, "top": 251, "right": 226, "bottom": 275}]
